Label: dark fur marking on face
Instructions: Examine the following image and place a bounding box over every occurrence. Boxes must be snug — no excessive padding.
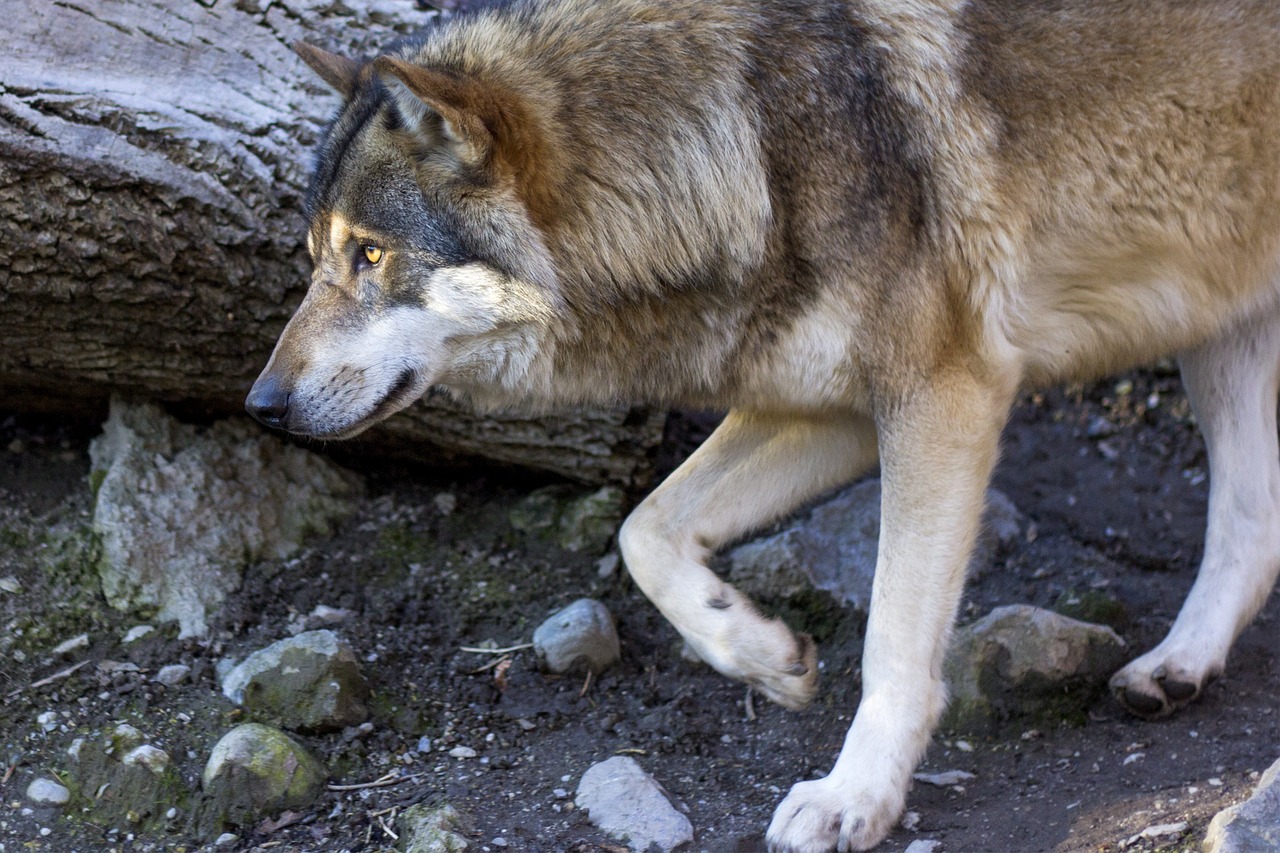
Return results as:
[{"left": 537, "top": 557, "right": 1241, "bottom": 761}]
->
[{"left": 707, "top": 595, "right": 733, "bottom": 610}]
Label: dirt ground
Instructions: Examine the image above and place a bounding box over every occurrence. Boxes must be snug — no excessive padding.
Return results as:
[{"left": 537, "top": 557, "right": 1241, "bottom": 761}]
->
[{"left": 1, "top": 369, "right": 1278, "bottom": 853}]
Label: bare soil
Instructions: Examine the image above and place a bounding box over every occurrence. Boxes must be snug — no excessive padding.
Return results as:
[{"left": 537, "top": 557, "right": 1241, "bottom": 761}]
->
[{"left": 1, "top": 369, "right": 1277, "bottom": 853}]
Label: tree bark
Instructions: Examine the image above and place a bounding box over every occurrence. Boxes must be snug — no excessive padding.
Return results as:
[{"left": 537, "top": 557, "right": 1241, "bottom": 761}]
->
[{"left": 0, "top": 0, "right": 663, "bottom": 485}]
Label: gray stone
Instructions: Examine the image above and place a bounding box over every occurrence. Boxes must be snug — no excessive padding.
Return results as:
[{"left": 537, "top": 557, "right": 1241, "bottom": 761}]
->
[
  {"left": 904, "top": 841, "right": 942, "bottom": 853},
  {"left": 25, "top": 777, "right": 70, "bottom": 806},
  {"left": 154, "top": 664, "right": 192, "bottom": 686},
  {"left": 723, "top": 479, "right": 1021, "bottom": 608},
  {"left": 509, "top": 485, "right": 625, "bottom": 554},
  {"left": 943, "top": 605, "right": 1128, "bottom": 733},
  {"left": 1203, "top": 757, "right": 1280, "bottom": 853},
  {"left": 397, "top": 803, "right": 471, "bottom": 852},
  {"left": 90, "top": 398, "right": 361, "bottom": 638},
  {"left": 200, "top": 723, "right": 327, "bottom": 831},
  {"left": 575, "top": 756, "right": 693, "bottom": 852},
  {"left": 221, "top": 630, "right": 370, "bottom": 733},
  {"left": 533, "top": 599, "right": 621, "bottom": 675},
  {"left": 62, "top": 724, "right": 185, "bottom": 829}
]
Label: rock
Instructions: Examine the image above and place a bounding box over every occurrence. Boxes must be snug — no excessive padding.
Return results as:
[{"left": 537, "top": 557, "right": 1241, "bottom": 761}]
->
[
  {"left": 558, "top": 486, "right": 627, "bottom": 553},
  {"left": 575, "top": 756, "right": 693, "bottom": 852},
  {"left": 533, "top": 599, "right": 621, "bottom": 675},
  {"left": 200, "top": 723, "right": 327, "bottom": 832},
  {"left": 1203, "top": 757, "right": 1280, "bottom": 853},
  {"left": 448, "top": 746, "right": 477, "bottom": 759},
  {"left": 220, "top": 630, "right": 370, "bottom": 733},
  {"left": 913, "top": 770, "right": 976, "bottom": 787},
  {"left": 1124, "top": 821, "right": 1188, "bottom": 847},
  {"left": 1053, "top": 589, "right": 1130, "bottom": 631},
  {"left": 122, "top": 625, "right": 155, "bottom": 644},
  {"left": 51, "top": 633, "right": 89, "bottom": 657},
  {"left": 904, "top": 841, "right": 942, "bottom": 853},
  {"left": 509, "top": 485, "right": 625, "bottom": 554},
  {"left": 63, "top": 724, "right": 185, "bottom": 829},
  {"left": 90, "top": 398, "right": 361, "bottom": 638},
  {"left": 397, "top": 803, "right": 472, "bottom": 852},
  {"left": 723, "top": 479, "right": 1021, "bottom": 608},
  {"left": 0, "top": 575, "right": 21, "bottom": 594},
  {"left": 122, "top": 745, "right": 171, "bottom": 776},
  {"left": 943, "top": 604, "right": 1128, "bottom": 733},
  {"left": 154, "top": 664, "right": 192, "bottom": 686},
  {"left": 25, "top": 778, "right": 70, "bottom": 806}
]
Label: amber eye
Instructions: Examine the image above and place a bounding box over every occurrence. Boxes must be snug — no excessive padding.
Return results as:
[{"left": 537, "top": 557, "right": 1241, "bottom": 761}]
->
[{"left": 363, "top": 245, "right": 383, "bottom": 265}]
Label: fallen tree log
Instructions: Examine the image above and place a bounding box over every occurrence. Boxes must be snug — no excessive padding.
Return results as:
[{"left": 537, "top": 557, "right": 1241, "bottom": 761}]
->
[{"left": 0, "top": 0, "right": 664, "bottom": 485}]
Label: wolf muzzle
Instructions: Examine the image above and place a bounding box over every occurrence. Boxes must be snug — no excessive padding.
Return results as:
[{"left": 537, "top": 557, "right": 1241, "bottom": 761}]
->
[{"left": 245, "top": 373, "right": 290, "bottom": 430}]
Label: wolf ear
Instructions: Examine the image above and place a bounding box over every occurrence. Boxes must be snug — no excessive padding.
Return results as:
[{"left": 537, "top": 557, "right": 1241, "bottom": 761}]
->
[
  {"left": 373, "top": 55, "right": 493, "bottom": 166},
  {"left": 294, "top": 42, "right": 362, "bottom": 98}
]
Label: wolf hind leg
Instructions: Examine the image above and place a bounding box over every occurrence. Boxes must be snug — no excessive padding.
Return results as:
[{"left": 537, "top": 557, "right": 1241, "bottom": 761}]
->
[
  {"left": 619, "top": 409, "right": 879, "bottom": 709},
  {"left": 1111, "top": 308, "right": 1280, "bottom": 717}
]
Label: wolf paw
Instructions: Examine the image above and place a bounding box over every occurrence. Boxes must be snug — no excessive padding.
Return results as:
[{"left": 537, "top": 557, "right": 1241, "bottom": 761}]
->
[
  {"left": 742, "top": 629, "right": 819, "bottom": 711},
  {"left": 1110, "top": 651, "right": 1218, "bottom": 718},
  {"left": 684, "top": 605, "right": 819, "bottom": 710},
  {"left": 765, "top": 776, "right": 901, "bottom": 853}
]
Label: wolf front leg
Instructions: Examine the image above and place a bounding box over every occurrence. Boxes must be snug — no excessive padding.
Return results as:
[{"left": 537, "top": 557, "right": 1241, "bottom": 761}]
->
[
  {"left": 767, "top": 371, "right": 1012, "bottom": 853},
  {"left": 619, "top": 409, "right": 879, "bottom": 709}
]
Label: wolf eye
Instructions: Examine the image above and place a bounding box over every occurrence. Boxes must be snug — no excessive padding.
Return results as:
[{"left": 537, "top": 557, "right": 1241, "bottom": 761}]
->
[{"left": 363, "top": 245, "right": 383, "bottom": 265}]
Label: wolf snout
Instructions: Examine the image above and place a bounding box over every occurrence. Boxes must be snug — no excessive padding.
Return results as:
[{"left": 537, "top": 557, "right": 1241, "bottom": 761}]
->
[{"left": 245, "top": 374, "right": 291, "bottom": 430}]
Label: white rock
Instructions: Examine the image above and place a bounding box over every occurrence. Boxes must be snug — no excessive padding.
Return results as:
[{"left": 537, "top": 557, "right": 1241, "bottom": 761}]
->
[
  {"left": 905, "top": 841, "right": 942, "bottom": 853},
  {"left": 154, "top": 664, "right": 191, "bottom": 686},
  {"left": 0, "top": 575, "right": 21, "bottom": 594},
  {"left": 25, "top": 778, "right": 70, "bottom": 806},
  {"left": 90, "top": 399, "right": 360, "bottom": 638},
  {"left": 51, "top": 634, "right": 89, "bottom": 657},
  {"left": 575, "top": 756, "right": 693, "bottom": 852},
  {"left": 1123, "top": 821, "right": 1187, "bottom": 848},
  {"left": 122, "top": 745, "right": 170, "bottom": 776},
  {"left": 913, "top": 770, "right": 976, "bottom": 788},
  {"left": 449, "top": 746, "right": 477, "bottom": 759},
  {"left": 36, "top": 711, "right": 59, "bottom": 733},
  {"left": 214, "top": 832, "right": 239, "bottom": 847}
]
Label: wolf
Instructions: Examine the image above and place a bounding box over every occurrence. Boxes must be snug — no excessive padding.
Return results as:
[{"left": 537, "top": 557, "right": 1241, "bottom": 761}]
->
[{"left": 246, "top": 0, "right": 1280, "bottom": 848}]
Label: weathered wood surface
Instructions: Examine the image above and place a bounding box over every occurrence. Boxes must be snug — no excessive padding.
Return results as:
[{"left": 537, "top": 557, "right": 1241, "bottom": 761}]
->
[{"left": 0, "top": 0, "right": 663, "bottom": 485}]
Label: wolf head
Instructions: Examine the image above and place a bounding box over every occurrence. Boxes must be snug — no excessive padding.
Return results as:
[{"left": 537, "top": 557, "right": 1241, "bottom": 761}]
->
[{"left": 246, "top": 40, "right": 563, "bottom": 439}]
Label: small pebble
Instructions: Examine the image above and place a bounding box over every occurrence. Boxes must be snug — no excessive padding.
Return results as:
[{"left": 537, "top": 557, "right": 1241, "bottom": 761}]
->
[
  {"left": 25, "top": 778, "right": 70, "bottom": 806},
  {"left": 51, "top": 634, "right": 89, "bottom": 657},
  {"left": 904, "top": 841, "right": 940, "bottom": 853},
  {"left": 449, "top": 746, "right": 477, "bottom": 759},
  {"left": 214, "top": 832, "right": 239, "bottom": 847},
  {"left": 122, "top": 625, "right": 154, "bottom": 644},
  {"left": 491, "top": 838, "right": 508, "bottom": 848},
  {"left": 434, "top": 492, "right": 458, "bottom": 515},
  {"left": 596, "top": 553, "right": 620, "bottom": 579},
  {"left": 417, "top": 736, "right": 433, "bottom": 753},
  {"left": 36, "top": 711, "right": 60, "bottom": 733},
  {"left": 153, "top": 664, "right": 191, "bottom": 686},
  {"left": 308, "top": 605, "right": 353, "bottom": 625},
  {"left": 0, "top": 576, "right": 21, "bottom": 594},
  {"left": 913, "top": 770, "right": 976, "bottom": 787}
]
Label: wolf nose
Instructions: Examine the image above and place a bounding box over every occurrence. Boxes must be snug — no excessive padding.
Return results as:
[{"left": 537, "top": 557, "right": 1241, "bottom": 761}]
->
[{"left": 245, "top": 376, "right": 290, "bottom": 429}]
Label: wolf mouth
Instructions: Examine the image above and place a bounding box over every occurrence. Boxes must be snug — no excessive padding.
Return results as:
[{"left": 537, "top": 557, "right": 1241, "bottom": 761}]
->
[{"left": 366, "top": 368, "right": 420, "bottom": 424}]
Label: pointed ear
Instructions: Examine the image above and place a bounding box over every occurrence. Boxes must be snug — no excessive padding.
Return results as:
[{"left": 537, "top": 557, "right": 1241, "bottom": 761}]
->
[
  {"left": 294, "top": 42, "right": 362, "bottom": 98},
  {"left": 373, "top": 55, "right": 493, "bottom": 165}
]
